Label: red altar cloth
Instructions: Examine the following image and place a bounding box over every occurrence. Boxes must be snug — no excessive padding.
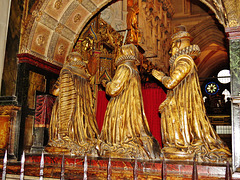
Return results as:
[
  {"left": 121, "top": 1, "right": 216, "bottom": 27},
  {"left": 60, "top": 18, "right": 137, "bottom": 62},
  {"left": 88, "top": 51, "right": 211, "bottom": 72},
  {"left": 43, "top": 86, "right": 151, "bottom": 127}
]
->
[{"left": 96, "top": 84, "right": 166, "bottom": 147}]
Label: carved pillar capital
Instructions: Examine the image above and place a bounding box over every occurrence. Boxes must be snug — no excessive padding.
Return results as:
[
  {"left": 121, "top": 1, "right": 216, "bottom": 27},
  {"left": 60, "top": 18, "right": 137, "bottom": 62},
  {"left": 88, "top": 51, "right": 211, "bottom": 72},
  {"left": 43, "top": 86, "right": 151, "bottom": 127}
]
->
[
  {"left": 225, "top": 26, "right": 240, "bottom": 40},
  {"left": 232, "top": 96, "right": 240, "bottom": 104}
]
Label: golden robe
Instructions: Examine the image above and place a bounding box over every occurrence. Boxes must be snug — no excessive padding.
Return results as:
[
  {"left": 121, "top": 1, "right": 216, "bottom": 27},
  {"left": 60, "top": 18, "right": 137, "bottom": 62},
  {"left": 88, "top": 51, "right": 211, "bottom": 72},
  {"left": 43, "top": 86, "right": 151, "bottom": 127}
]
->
[
  {"left": 98, "top": 61, "right": 161, "bottom": 159},
  {"left": 159, "top": 49, "right": 231, "bottom": 162},
  {"left": 46, "top": 64, "right": 99, "bottom": 155}
]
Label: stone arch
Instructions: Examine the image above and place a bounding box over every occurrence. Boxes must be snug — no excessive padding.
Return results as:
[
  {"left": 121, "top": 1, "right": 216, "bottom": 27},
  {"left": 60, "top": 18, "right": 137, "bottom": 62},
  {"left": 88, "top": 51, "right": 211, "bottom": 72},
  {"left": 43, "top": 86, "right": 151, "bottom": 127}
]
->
[
  {"left": 188, "top": 17, "right": 229, "bottom": 78},
  {"left": 199, "top": 0, "right": 228, "bottom": 27},
  {"left": 20, "top": 0, "right": 234, "bottom": 68},
  {"left": 199, "top": 0, "right": 240, "bottom": 27},
  {"left": 20, "top": 0, "right": 112, "bottom": 66}
]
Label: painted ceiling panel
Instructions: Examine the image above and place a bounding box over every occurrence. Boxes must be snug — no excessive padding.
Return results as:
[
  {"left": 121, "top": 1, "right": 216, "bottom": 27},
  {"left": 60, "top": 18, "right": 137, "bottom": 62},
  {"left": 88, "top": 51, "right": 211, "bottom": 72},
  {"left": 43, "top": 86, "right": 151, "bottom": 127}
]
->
[
  {"left": 30, "top": 22, "right": 53, "bottom": 57},
  {"left": 44, "top": 0, "right": 74, "bottom": 21},
  {"left": 53, "top": 35, "right": 72, "bottom": 64},
  {"left": 64, "top": 4, "right": 91, "bottom": 33},
  {"left": 91, "top": 0, "right": 107, "bottom": 7}
]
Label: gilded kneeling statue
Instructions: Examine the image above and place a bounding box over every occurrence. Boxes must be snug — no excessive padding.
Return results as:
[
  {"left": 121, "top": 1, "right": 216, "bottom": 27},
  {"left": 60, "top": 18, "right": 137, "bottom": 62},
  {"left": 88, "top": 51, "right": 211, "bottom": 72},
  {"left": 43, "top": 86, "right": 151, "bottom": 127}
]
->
[
  {"left": 152, "top": 25, "right": 231, "bottom": 162},
  {"left": 97, "top": 44, "right": 161, "bottom": 160},
  {"left": 45, "top": 52, "right": 99, "bottom": 156}
]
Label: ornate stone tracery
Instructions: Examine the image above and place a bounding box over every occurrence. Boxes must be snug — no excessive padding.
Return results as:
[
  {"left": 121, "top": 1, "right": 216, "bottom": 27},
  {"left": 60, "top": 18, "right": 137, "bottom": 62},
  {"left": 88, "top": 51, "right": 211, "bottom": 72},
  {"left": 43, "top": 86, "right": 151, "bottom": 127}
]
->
[{"left": 138, "top": 0, "right": 174, "bottom": 73}]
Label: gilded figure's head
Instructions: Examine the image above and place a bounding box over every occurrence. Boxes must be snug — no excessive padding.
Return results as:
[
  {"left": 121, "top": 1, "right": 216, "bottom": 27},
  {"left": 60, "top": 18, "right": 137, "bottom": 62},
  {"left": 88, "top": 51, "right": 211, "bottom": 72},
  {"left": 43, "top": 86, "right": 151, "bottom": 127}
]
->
[
  {"left": 66, "top": 52, "right": 82, "bottom": 63},
  {"left": 65, "top": 52, "right": 87, "bottom": 67},
  {"left": 115, "top": 44, "right": 140, "bottom": 66},
  {"left": 170, "top": 25, "right": 193, "bottom": 56},
  {"left": 66, "top": 51, "right": 88, "bottom": 63}
]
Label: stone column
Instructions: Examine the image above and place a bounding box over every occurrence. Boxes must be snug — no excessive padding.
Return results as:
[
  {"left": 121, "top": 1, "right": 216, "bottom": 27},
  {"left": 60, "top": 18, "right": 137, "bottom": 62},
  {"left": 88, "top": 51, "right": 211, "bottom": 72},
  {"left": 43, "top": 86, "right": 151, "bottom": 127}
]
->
[
  {"left": 0, "top": 0, "right": 12, "bottom": 93},
  {"left": 226, "top": 27, "right": 240, "bottom": 172}
]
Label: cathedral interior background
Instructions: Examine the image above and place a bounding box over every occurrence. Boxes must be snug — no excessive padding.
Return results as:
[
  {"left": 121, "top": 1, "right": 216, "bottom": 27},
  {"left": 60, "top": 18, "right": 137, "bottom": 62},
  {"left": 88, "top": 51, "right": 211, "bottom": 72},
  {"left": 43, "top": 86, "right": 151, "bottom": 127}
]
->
[{"left": 0, "top": 0, "right": 240, "bottom": 179}]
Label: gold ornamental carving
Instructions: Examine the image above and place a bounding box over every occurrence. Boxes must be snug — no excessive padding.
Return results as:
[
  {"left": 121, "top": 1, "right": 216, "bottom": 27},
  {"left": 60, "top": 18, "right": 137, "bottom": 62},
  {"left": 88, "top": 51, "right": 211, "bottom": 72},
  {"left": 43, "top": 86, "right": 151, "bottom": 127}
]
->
[
  {"left": 74, "top": 14, "right": 82, "bottom": 23},
  {"left": 127, "top": 7, "right": 140, "bottom": 45},
  {"left": 0, "top": 105, "right": 20, "bottom": 154},
  {"left": 55, "top": 23, "right": 64, "bottom": 34},
  {"left": 74, "top": 16, "right": 123, "bottom": 83},
  {"left": 58, "top": 45, "right": 64, "bottom": 55},
  {"left": 0, "top": 116, "right": 10, "bottom": 149},
  {"left": 36, "top": 11, "right": 43, "bottom": 22},
  {"left": 19, "top": 0, "right": 45, "bottom": 53},
  {"left": 36, "top": 35, "right": 46, "bottom": 46},
  {"left": 0, "top": 106, "right": 21, "bottom": 115},
  {"left": 224, "top": 0, "right": 240, "bottom": 27},
  {"left": 229, "top": 20, "right": 238, "bottom": 27},
  {"left": 54, "top": 0, "right": 63, "bottom": 10}
]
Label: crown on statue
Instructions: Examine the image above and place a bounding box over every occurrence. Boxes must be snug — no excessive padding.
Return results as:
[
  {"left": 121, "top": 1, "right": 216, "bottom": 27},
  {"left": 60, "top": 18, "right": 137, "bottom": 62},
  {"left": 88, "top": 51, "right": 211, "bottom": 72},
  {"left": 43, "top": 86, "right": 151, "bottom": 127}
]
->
[
  {"left": 171, "top": 25, "right": 193, "bottom": 42},
  {"left": 115, "top": 44, "right": 140, "bottom": 66},
  {"left": 66, "top": 52, "right": 87, "bottom": 67}
]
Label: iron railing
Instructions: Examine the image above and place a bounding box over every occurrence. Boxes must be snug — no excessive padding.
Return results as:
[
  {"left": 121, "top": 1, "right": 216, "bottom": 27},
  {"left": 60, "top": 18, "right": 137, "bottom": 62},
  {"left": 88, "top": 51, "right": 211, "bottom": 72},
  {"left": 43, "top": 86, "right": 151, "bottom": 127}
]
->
[{"left": 1, "top": 150, "right": 232, "bottom": 180}]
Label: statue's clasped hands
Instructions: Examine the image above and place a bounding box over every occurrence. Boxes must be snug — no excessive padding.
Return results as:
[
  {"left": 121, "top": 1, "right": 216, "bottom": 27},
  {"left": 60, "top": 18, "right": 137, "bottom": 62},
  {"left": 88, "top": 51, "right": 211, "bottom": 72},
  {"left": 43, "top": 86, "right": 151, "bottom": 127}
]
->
[
  {"left": 101, "top": 79, "right": 109, "bottom": 88},
  {"left": 152, "top": 69, "right": 165, "bottom": 82}
]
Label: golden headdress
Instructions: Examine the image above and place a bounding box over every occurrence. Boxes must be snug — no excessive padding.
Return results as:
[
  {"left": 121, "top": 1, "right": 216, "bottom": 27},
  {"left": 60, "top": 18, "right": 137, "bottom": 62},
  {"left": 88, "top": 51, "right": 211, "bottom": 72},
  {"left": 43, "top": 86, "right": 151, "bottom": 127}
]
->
[
  {"left": 169, "top": 25, "right": 200, "bottom": 66},
  {"left": 65, "top": 51, "right": 87, "bottom": 67},
  {"left": 115, "top": 44, "right": 140, "bottom": 66},
  {"left": 171, "top": 25, "right": 193, "bottom": 43}
]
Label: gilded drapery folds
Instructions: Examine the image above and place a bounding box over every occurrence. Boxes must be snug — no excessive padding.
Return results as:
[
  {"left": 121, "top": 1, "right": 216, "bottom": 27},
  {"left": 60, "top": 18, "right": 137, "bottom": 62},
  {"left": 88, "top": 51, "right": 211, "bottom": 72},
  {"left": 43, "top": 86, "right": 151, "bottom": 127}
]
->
[
  {"left": 97, "top": 44, "right": 161, "bottom": 160},
  {"left": 152, "top": 26, "right": 231, "bottom": 162},
  {"left": 45, "top": 52, "right": 99, "bottom": 156}
]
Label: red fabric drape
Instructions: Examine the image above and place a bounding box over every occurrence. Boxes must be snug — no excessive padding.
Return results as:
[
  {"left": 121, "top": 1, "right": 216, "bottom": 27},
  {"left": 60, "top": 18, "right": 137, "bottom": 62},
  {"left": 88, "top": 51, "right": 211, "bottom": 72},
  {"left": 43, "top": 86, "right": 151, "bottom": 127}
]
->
[
  {"left": 141, "top": 87, "right": 166, "bottom": 147},
  {"left": 96, "top": 85, "right": 166, "bottom": 146},
  {"left": 96, "top": 91, "right": 109, "bottom": 132}
]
